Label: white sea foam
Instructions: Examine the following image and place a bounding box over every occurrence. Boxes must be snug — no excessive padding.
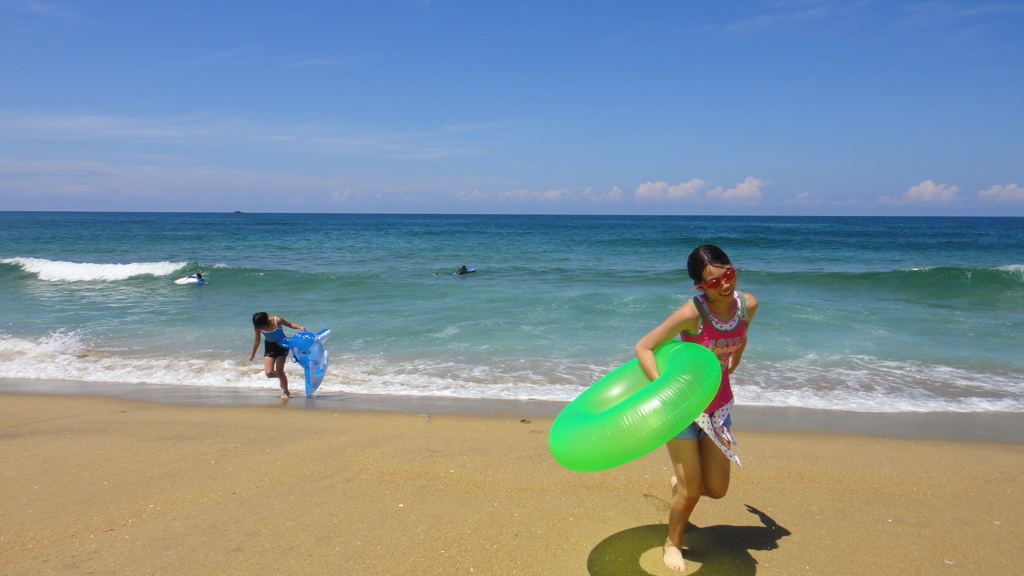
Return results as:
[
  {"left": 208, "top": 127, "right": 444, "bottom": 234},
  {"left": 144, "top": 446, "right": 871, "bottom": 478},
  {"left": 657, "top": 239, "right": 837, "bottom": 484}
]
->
[
  {"left": 0, "top": 332, "right": 600, "bottom": 399},
  {"left": 736, "top": 356, "right": 1024, "bottom": 413},
  {"left": 997, "top": 264, "right": 1024, "bottom": 279},
  {"left": 1, "top": 332, "right": 1022, "bottom": 413},
  {"left": 0, "top": 332, "right": 269, "bottom": 389},
  {"left": 2, "top": 257, "right": 185, "bottom": 282},
  {"left": 316, "top": 353, "right": 597, "bottom": 402}
]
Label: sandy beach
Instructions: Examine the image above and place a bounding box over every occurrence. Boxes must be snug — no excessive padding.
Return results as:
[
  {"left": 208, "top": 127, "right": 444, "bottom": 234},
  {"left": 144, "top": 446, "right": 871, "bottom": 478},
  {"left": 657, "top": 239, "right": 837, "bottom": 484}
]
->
[{"left": 3, "top": 391, "right": 1023, "bottom": 576}]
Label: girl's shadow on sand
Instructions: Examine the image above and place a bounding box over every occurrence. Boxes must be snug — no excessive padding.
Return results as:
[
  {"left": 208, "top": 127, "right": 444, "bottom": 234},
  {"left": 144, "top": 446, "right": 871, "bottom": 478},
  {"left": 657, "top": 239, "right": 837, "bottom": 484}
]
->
[{"left": 587, "top": 505, "right": 790, "bottom": 576}]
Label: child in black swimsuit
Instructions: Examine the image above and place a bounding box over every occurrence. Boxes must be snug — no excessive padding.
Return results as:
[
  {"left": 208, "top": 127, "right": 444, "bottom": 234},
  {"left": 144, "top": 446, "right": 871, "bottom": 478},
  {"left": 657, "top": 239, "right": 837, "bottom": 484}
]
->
[{"left": 249, "top": 311, "right": 306, "bottom": 399}]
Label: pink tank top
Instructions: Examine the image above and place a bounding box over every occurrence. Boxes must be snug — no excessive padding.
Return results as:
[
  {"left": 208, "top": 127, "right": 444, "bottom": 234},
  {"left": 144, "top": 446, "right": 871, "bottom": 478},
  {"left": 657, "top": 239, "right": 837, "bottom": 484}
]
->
[{"left": 680, "top": 291, "right": 748, "bottom": 414}]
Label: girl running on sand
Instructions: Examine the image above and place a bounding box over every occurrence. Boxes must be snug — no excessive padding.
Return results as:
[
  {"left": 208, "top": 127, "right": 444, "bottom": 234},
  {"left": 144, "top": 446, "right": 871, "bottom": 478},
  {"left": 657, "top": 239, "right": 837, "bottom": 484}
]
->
[{"left": 634, "top": 245, "right": 758, "bottom": 572}]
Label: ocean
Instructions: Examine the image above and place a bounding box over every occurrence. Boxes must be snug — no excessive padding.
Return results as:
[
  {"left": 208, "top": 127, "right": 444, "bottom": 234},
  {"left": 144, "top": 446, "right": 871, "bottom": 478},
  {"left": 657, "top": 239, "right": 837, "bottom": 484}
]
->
[{"left": 1, "top": 212, "right": 1022, "bottom": 414}]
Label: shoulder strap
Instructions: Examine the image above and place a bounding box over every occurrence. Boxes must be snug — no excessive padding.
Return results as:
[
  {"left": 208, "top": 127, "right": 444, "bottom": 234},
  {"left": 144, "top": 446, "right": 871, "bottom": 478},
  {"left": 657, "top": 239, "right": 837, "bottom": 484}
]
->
[{"left": 691, "top": 294, "right": 712, "bottom": 328}]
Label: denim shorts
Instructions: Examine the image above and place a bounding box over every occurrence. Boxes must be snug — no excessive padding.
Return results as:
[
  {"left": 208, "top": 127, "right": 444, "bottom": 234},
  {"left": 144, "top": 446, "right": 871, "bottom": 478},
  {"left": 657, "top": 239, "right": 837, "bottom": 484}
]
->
[{"left": 673, "top": 413, "right": 732, "bottom": 440}]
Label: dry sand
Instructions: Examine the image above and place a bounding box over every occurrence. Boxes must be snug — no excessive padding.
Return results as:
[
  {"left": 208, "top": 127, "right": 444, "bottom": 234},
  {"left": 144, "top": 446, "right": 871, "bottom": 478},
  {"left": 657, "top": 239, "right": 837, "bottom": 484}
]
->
[{"left": 2, "top": 393, "right": 1022, "bottom": 575}]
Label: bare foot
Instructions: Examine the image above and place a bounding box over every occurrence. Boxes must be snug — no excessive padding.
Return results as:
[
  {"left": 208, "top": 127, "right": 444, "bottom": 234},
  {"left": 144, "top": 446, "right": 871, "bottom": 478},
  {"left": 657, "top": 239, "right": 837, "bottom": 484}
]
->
[
  {"left": 664, "top": 539, "right": 686, "bottom": 572},
  {"left": 280, "top": 393, "right": 291, "bottom": 399},
  {"left": 665, "top": 476, "right": 688, "bottom": 571}
]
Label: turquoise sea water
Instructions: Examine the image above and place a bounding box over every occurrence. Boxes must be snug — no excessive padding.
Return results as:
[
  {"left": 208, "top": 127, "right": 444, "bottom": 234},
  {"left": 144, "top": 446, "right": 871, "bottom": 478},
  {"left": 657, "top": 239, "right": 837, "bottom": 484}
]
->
[{"left": 1, "top": 212, "right": 1022, "bottom": 413}]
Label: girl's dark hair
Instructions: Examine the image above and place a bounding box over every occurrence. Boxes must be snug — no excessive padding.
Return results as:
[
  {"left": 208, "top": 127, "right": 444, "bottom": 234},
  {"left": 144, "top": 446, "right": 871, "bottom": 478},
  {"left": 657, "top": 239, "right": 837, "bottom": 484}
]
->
[
  {"left": 252, "top": 311, "right": 270, "bottom": 328},
  {"left": 687, "top": 245, "right": 732, "bottom": 285}
]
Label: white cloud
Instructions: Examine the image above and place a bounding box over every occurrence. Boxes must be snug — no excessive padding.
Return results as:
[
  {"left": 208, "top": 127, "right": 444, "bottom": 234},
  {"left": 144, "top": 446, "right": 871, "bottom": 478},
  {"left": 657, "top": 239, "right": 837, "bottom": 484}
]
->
[
  {"left": 978, "top": 184, "right": 1024, "bottom": 203},
  {"left": 493, "top": 188, "right": 570, "bottom": 201},
  {"left": 330, "top": 188, "right": 364, "bottom": 202},
  {"left": 635, "top": 181, "right": 668, "bottom": 199},
  {"left": 908, "top": 180, "right": 959, "bottom": 202},
  {"left": 880, "top": 180, "right": 960, "bottom": 204},
  {"left": 705, "top": 177, "right": 765, "bottom": 205},
  {"left": 667, "top": 179, "right": 704, "bottom": 198},
  {"left": 634, "top": 177, "right": 765, "bottom": 205},
  {"left": 455, "top": 189, "right": 489, "bottom": 202},
  {"left": 580, "top": 186, "right": 625, "bottom": 203},
  {"left": 634, "top": 179, "right": 705, "bottom": 200},
  {"left": 784, "top": 192, "right": 811, "bottom": 205}
]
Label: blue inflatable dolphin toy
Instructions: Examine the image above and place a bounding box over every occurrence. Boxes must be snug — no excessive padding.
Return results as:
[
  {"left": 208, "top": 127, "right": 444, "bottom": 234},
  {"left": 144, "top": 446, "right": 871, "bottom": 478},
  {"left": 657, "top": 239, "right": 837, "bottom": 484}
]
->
[{"left": 282, "top": 329, "right": 330, "bottom": 396}]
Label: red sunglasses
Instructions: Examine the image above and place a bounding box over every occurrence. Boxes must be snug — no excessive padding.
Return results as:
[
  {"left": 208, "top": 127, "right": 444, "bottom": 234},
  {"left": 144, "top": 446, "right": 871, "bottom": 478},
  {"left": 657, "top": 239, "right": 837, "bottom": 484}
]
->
[{"left": 694, "top": 267, "right": 736, "bottom": 291}]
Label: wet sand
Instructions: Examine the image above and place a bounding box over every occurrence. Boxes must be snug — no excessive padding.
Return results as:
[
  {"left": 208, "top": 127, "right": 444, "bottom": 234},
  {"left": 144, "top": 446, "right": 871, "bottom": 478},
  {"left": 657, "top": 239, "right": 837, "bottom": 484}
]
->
[
  {"left": 3, "top": 377, "right": 1024, "bottom": 444},
  {"left": 2, "top": 389, "right": 1023, "bottom": 575}
]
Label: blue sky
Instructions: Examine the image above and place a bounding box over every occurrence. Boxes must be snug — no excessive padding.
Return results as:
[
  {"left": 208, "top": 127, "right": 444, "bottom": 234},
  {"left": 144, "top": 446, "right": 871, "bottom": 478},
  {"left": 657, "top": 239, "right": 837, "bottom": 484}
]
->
[{"left": 1, "top": 1, "right": 1022, "bottom": 215}]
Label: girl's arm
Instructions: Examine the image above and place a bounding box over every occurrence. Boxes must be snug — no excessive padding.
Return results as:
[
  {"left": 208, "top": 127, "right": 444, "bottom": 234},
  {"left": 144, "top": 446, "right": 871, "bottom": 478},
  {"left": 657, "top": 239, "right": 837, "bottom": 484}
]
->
[
  {"left": 249, "top": 329, "right": 261, "bottom": 361},
  {"left": 634, "top": 301, "right": 701, "bottom": 382},
  {"left": 276, "top": 317, "right": 307, "bottom": 332},
  {"left": 744, "top": 292, "right": 759, "bottom": 323}
]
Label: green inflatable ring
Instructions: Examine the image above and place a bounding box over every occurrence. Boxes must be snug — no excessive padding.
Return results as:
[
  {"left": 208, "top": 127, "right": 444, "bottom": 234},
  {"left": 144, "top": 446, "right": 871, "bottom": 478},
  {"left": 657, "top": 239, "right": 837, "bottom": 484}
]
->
[{"left": 549, "top": 341, "right": 722, "bottom": 473}]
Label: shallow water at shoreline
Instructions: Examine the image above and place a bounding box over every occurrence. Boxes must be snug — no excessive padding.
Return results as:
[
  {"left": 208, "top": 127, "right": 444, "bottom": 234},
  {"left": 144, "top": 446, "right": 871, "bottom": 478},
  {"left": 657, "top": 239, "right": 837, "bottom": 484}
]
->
[{"left": 4, "top": 377, "right": 1022, "bottom": 445}]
